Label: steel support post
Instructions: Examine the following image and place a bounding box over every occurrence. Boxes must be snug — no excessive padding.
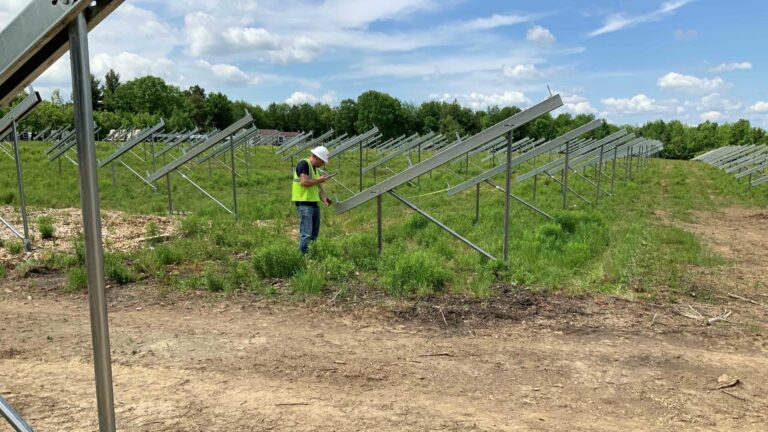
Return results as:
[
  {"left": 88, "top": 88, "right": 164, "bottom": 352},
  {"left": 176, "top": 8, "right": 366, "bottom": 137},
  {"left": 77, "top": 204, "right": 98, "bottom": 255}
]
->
[
  {"left": 166, "top": 175, "right": 173, "bottom": 215},
  {"left": 562, "top": 140, "right": 571, "bottom": 209},
  {"left": 377, "top": 195, "right": 383, "bottom": 254},
  {"left": 150, "top": 133, "right": 156, "bottom": 173},
  {"left": 532, "top": 156, "right": 538, "bottom": 203},
  {"left": 230, "top": 135, "right": 238, "bottom": 220},
  {"left": 475, "top": 183, "right": 481, "bottom": 225},
  {"left": 503, "top": 130, "right": 513, "bottom": 263},
  {"left": 245, "top": 141, "right": 250, "bottom": 178},
  {"left": 595, "top": 144, "right": 605, "bottom": 207},
  {"left": 0, "top": 395, "right": 33, "bottom": 432},
  {"left": 390, "top": 191, "right": 496, "bottom": 261},
  {"left": 11, "top": 121, "right": 31, "bottom": 251},
  {"left": 627, "top": 147, "right": 633, "bottom": 180},
  {"left": 359, "top": 141, "right": 363, "bottom": 192},
  {"left": 68, "top": 13, "right": 116, "bottom": 432},
  {"left": 610, "top": 144, "right": 619, "bottom": 194}
]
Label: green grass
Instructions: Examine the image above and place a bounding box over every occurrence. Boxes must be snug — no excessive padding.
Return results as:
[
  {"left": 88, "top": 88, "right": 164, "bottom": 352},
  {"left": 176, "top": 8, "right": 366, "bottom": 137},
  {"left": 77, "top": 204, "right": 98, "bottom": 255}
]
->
[
  {"left": 2, "top": 141, "right": 766, "bottom": 299},
  {"left": 6, "top": 241, "right": 23, "bottom": 255},
  {"left": 37, "top": 216, "right": 55, "bottom": 239},
  {"left": 290, "top": 268, "right": 326, "bottom": 295}
]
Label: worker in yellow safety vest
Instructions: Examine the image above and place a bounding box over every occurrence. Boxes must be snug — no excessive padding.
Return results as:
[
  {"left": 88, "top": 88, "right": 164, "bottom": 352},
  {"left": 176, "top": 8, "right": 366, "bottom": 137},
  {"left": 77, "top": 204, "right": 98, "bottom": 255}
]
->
[{"left": 292, "top": 146, "right": 332, "bottom": 253}]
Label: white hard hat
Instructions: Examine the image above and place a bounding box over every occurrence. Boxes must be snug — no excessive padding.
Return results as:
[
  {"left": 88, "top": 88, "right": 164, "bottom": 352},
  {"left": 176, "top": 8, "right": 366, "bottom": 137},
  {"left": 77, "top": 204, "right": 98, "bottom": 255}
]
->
[{"left": 311, "top": 146, "right": 330, "bottom": 163}]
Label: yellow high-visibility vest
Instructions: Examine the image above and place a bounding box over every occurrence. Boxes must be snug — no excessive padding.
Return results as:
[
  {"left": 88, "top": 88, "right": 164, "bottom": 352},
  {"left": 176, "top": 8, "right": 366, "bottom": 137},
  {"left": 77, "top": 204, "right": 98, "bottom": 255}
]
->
[{"left": 292, "top": 158, "right": 320, "bottom": 202}]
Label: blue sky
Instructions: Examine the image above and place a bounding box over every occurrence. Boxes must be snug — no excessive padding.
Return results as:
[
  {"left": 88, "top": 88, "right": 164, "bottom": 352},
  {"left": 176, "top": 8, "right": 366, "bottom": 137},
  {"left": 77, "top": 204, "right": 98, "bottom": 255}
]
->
[{"left": 2, "top": 0, "right": 767, "bottom": 127}]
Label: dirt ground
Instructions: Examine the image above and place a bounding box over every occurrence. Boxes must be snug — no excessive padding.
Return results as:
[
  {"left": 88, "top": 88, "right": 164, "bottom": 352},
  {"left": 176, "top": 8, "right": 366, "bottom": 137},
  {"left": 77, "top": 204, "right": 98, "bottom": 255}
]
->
[
  {"left": 1, "top": 207, "right": 767, "bottom": 431},
  {"left": 0, "top": 205, "right": 177, "bottom": 263}
]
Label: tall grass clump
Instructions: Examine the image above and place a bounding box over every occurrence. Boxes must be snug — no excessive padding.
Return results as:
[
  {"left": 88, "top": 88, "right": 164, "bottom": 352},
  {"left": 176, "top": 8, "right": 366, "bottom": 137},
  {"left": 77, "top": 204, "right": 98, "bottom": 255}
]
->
[
  {"left": 290, "top": 268, "right": 325, "bottom": 295},
  {"left": 37, "top": 216, "right": 55, "bottom": 239},
  {"left": 339, "top": 233, "right": 379, "bottom": 271},
  {"left": 66, "top": 267, "right": 87, "bottom": 292},
  {"left": 0, "top": 191, "right": 14, "bottom": 205},
  {"left": 381, "top": 250, "right": 451, "bottom": 296},
  {"left": 105, "top": 253, "right": 137, "bottom": 285},
  {"left": 6, "top": 241, "right": 23, "bottom": 255},
  {"left": 252, "top": 243, "right": 305, "bottom": 278}
]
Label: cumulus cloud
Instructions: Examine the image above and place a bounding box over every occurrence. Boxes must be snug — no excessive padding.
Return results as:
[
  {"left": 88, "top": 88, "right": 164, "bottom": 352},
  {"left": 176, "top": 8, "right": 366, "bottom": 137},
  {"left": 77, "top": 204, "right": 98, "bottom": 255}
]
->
[
  {"left": 92, "top": 52, "right": 176, "bottom": 82},
  {"left": 184, "top": 11, "right": 322, "bottom": 63},
  {"left": 430, "top": 91, "right": 530, "bottom": 110},
  {"left": 196, "top": 60, "right": 261, "bottom": 86},
  {"left": 589, "top": 0, "right": 694, "bottom": 37},
  {"left": 285, "top": 91, "right": 337, "bottom": 106},
  {"left": 709, "top": 62, "right": 752, "bottom": 73},
  {"left": 657, "top": 72, "right": 726, "bottom": 94},
  {"left": 559, "top": 93, "right": 598, "bottom": 115},
  {"left": 601, "top": 94, "right": 675, "bottom": 114},
  {"left": 749, "top": 102, "right": 768, "bottom": 112},
  {"left": 502, "top": 64, "right": 543, "bottom": 80},
  {"left": 700, "top": 111, "right": 722, "bottom": 122},
  {"left": 526, "top": 25, "right": 556, "bottom": 46},
  {"left": 698, "top": 93, "right": 742, "bottom": 112}
]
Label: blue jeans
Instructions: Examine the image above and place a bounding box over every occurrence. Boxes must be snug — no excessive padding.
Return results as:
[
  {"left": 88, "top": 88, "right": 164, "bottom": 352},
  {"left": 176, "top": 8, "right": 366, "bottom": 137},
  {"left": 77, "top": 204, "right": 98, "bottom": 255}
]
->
[{"left": 297, "top": 204, "right": 320, "bottom": 254}]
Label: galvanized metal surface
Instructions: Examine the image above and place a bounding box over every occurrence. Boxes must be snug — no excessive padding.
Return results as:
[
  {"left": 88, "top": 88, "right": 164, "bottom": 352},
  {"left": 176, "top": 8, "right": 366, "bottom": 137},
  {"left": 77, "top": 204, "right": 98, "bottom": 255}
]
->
[
  {"left": 69, "top": 12, "right": 116, "bottom": 432},
  {"left": 328, "top": 127, "right": 380, "bottom": 158},
  {"left": 0, "top": 394, "right": 34, "bottom": 432},
  {"left": 335, "top": 95, "right": 563, "bottom": 214},
  {"left": 515, "top": 129, "right": 629, "bottom": 183},
  {"left": 98, "top": 119, "right": 165, "bottom": 167},
  {"left": 448, "top": 119, "right": 602, "bottom": 196},
  {"left": 147, "top": 112, "right": 253, "bottom": 182},
  {"left": 0, "top": 0, "right": 124, "bottom": 106}
]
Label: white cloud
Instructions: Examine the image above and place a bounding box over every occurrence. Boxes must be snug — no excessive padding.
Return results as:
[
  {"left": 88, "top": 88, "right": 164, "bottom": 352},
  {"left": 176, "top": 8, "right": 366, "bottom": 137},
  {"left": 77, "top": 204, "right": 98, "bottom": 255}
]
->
[
  {"left": 222, "top": 27, "right": 282, "bottom": 51},
  {"left": 268, "top": 36, "right": 322, "bottom": 64},
  {"left": 700, "top": 111, "right": 722, "bottom": 122},
  {"left": 90, "top": 4, "right": 180, "bottom": 58},
  {"left": 673, "top": 29, "right": 697, "bottom": 41},
  {"left": 92, "top": 52, "right": 176, "bottom": 82},
  {"left": 601, "top": 94, "right": 675, "bottom": 114},
  {"left": 709, "top": 62, "right": 752, "bottom": 73},
  {"left": 698, "top": 93, "right": 742, "bottom": 112},
  {"left": 430, "top": 91, "right": 530, "bottom": 110},
  {"left": 748, "top": 102, "right": 768, "bottom": 112},
  {"left": 502, "top": 64, "right": 543, "bottom": 80},
  {"left": 459, "top": 14, "right": 534, "bottom": 31},
  {"left": 184, "top": 12, "right": 322, "bottom": 62},
  {"left": 285, "top": 91, "right": 337, "bottom": 106},
  {"left": 559, "top": 93, "right": 598, "bottom": 115},
  {"left": 526, "top": 25, "right": 556, "bottom": 46},
  {"left": 589, "top": 0, "right": 694, "bottom": 37},
  {"left": 657, "top": 72, "right": 726, "bottom": 94},
  {"left": 196, "top": 60, "right": 261, "bottom": 86}
]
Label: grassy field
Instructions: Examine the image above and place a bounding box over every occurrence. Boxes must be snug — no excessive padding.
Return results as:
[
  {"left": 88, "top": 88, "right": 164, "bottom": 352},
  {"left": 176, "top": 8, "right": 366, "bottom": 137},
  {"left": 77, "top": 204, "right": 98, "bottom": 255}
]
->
[{"left": 1, "top": 139, "right": 767, "bottom": 299}]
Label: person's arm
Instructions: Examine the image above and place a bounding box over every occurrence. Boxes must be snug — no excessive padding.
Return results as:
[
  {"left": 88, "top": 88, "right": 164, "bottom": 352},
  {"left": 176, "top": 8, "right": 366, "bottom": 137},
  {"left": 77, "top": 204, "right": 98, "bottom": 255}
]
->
[
  {"left": 297, "top": 160, "right": 329, "bottom": 186},
  {"left": 299, "top": 173, "right": 329, "bottom": 187},
  {"left": 319, "top": 187, "right": 332, "bottom": 206}
]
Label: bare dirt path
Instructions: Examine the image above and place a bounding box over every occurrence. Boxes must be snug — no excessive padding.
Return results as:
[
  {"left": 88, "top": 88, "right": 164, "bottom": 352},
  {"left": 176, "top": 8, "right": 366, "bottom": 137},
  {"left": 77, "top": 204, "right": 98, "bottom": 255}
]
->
[
  {"left": 684, "top": 206, "right": 768, "bottom": 298},
  {"left": 1, "top": 206, "right": 767, "bottom": 431}
]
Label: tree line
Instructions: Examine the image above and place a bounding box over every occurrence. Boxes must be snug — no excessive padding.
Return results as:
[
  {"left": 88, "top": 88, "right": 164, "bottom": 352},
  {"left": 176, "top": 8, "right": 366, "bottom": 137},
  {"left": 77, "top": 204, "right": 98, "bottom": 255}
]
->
[{"left": 2, "top": 70, "right": 766, "bottom": 160}]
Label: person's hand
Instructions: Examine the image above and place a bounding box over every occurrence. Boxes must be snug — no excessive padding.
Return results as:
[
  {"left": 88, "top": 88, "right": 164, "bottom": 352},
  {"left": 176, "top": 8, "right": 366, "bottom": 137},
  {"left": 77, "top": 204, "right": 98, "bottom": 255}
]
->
[
  {"left": 318, "top": 174, "right": 330, "bottom": 183},
  {"left": 323, "top": 197, "right": 332, "bottom": 207}
]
